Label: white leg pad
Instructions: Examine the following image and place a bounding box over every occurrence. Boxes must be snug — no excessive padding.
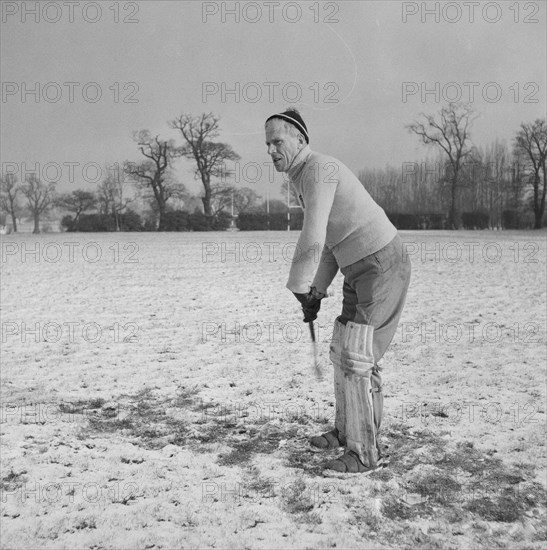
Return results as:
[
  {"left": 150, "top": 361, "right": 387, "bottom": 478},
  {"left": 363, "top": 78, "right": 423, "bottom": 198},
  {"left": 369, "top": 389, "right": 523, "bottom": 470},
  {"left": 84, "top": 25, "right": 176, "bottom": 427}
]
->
[
  {"left": 340, "top": 321, "right": 375, "bottom": 377},
  {"left": 330, "top": 319, "right": 346, "bottom": 443},
  {"left": 340, "top": 321, "right": 378, "bottom": 467}
]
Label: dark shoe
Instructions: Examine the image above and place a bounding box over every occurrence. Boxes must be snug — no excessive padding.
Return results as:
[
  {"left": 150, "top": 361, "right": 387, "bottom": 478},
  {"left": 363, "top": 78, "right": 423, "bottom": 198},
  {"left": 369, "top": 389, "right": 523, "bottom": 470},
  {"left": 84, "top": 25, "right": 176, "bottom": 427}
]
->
[
  {"left": 325, "top": 450, "right": 378, "bottom": 474},
  {"left": 309, "top": 429, "right": 344, "bottom": 450}
]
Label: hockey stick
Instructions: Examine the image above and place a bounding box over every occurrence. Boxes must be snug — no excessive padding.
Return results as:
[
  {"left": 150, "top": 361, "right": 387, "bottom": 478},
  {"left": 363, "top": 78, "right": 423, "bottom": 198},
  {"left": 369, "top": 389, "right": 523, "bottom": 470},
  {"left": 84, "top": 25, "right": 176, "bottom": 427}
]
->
[{"left": 308, "top": 321, "right": 322, "bottom": 380}]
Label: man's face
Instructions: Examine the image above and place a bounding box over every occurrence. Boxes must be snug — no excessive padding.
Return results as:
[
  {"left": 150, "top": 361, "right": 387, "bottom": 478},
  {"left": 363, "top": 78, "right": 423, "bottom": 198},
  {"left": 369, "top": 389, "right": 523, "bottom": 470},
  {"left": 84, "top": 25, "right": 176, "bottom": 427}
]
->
[{"left": 265, "top": 119, "right": 303, "bottom": 172}]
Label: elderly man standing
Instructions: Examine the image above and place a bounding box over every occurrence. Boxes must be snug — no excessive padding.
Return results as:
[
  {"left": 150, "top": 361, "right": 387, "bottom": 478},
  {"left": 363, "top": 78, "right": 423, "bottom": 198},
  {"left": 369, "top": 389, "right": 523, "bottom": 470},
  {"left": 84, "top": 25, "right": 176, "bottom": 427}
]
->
[{"left": 265, "top": 109, "right": 411, "bottom": 473}]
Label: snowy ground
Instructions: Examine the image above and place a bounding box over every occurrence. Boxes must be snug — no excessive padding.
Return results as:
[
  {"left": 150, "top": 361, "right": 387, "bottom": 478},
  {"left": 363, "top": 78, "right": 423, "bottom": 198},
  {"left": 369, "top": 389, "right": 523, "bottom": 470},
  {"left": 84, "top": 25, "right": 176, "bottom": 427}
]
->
[{"left": 1, "top": 229, "right": 546, "bottom": 549}]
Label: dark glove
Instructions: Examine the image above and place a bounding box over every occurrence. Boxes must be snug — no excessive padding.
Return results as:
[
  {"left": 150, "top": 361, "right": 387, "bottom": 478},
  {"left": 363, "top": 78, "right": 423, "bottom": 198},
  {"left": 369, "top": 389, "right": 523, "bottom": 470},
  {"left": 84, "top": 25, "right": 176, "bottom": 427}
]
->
[{"left": 293, "top": 288, "right": 324, "bottom": 323}]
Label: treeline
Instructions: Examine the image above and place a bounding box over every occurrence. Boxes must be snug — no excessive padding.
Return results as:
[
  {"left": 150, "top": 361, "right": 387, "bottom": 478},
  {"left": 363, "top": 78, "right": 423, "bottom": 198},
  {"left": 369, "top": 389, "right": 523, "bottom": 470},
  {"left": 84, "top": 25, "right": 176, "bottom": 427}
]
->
[
  {"left": 62, "top": 208, "right": 304, "bottom": 232},
  {"left": 0, "top": 114, "right": 256, "bottom": 234},
  {"left": 361, "top": 143, "right": 536, "bottom": 229},
  {"left": 61, "top": 210, "right": 234, "bottom": 232},
  {"left": 366, "top": 105, "right": 546, "bottom": 229},
  {"left": 2, "top": 105, "right": 545, "bottom": 233},
  {"left": 236, "top": 211, "right": 304, "bottom": 231}
]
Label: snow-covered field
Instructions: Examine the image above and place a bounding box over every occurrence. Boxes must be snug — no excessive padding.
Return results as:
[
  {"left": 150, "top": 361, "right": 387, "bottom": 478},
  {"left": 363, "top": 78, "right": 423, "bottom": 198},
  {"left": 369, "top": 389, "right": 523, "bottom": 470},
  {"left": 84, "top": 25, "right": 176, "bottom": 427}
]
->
[{"left": 1, "top": 230, "right": 546, "bottom": 549}]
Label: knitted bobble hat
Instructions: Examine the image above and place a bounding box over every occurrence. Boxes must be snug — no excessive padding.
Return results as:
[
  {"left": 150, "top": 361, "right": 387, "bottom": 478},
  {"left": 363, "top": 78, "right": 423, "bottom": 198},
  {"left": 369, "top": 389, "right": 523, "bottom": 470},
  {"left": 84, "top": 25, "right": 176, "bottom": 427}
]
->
[{"left": 266, "top": 110, "right": 309, "bottom": 143}]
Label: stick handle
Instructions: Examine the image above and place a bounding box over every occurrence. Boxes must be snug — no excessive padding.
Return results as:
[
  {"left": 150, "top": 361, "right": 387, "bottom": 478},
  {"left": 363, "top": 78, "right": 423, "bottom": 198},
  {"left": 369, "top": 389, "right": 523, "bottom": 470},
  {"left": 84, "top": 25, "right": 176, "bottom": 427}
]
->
[
  {"left": 308, "top": 322, "right": 322, "bottom": 379},
  {"left": 308, "top": 321, "right": 316, "bottom": 343}
]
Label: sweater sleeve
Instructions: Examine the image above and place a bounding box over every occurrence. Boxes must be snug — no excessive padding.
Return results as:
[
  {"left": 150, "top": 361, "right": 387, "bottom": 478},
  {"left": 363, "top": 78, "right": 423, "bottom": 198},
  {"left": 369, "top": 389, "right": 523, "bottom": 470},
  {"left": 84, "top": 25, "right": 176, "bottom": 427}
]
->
[
  {"left": 311, "top": 245, "right": 339, "bottom": 294},
  {"left": 286, "top": 159, "right": 338, "bottom": 293}
]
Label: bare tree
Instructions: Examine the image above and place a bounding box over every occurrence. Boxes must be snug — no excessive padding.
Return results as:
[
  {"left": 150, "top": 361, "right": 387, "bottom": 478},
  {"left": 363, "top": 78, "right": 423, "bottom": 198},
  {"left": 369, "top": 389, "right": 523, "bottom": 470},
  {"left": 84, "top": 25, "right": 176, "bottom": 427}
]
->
[
  {"left": 513, "top": 118, "right": 547, "bottom": 229},
  {"left": 169, "top": 113, "right": 240, "bottom": 217},
  {"left": 209, "top": 184, "right": 234, "bottom": 217},
  {"left": 97, "top": 163, "right": 134, "bottom": 231},
  {"left": 507, "top": 149, "right": 528, "bottom": 209},
  {"left": 0, "top": 173, "right": 21, "bottom": 232},
  {"left": 206, "top": 185, "right": 261, "bottom": 217},
  {"left": 471, "top": 141, "right": 515, "bottom": 228},
  {"left": 408, "top": 103, "right": 478, "bottom": 228},
  {"left": 56, "top": 190, "right": 97, "bottom": 223},
  {"left": 124, "top": 130, "right": 181, "bottom": 231},
  {"left": 21, "top": 175, "right": 56, "bottom": 234},
  {"left": 233, "top": 187, "right": 261, "bottom": 213}
]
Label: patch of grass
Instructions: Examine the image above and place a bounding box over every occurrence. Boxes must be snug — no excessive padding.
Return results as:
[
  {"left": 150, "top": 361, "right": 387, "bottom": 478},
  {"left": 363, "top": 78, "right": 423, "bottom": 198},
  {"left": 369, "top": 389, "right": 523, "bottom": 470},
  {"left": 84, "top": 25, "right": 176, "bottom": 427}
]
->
[
  {"left": 284, "top": 446, "right": 326, "bottom": 477},
  {"left": 172, "top": 385, "right": 201, "bottom": 407},
  {"left": 245, "top": 475, "right": 275, "bottom": 494},
  {"left": 520, "top": 481, "right": 547, "bottom": 508},
  {"left": 74, "top": 517, "right": 97, "bottom": 530},
  {"left": 464, "top": 496, "right": 520, "bottom": 522},
  {"left": 192, "top": 399, "right": 223, "bottom": 413},
  {"left": 217, "top": 445, "right": 254, "bottom": 466},
  {"left": 532, "top": 524, "right": 547, "bottom": 542},
  {"left": 369, "top": 468, "right": 394, "bottom": 482},
  {"left": 381, "top": 495, "right": 414, "bottom": 520},
  {"left": 349, "top": 499, "right": 381, "bottom": 531},
  {"left": 383, "top": 424, "right": 450, "bottom": 474},
  {"left": 58, "top": 398, "right": 106, "bottom": 414},
  {"left": 368, "top": 430, "right": 547, "bottom": 540},
  {"left": 87, "top": 417, "right": 134, "bottom": 433},
  {"left": 217, "top": 424, "right": 300, "bottom": 466},
  {"left": 280, "top": 478, "right": 315, "bottom": 515},
  {"left": 0, "top": 469, "right": 27, "bottom": 491},
  {"left": 80, "top": 388, "right": 189, "bottom": 450},
  {"left": 462, "top": 479, "right": 547, "bottom": 523},
  {"left": 435, "top": 441, "right": 504, "bottom": 475},
  {"left": 406, "top": 470, "right": 462, "bottom": 505},
  {"left": 298, "top": 511, "right": 322, "bottom": 525}
]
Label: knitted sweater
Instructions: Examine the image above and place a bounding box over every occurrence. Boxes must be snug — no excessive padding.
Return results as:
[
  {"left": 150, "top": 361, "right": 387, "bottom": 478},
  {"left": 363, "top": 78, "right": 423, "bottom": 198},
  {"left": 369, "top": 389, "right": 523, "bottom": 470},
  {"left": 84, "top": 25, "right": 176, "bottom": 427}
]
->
[{"left": 286, "top": 145, "right": 397, "bottom": 294}]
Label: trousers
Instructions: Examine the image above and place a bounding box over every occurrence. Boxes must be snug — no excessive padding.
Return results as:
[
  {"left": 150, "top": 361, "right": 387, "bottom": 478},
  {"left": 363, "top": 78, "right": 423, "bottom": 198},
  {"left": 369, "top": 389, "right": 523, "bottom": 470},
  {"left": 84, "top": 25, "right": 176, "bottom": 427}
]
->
[{"left": 331, "top": 233, "right": 411, "bottom": 466}]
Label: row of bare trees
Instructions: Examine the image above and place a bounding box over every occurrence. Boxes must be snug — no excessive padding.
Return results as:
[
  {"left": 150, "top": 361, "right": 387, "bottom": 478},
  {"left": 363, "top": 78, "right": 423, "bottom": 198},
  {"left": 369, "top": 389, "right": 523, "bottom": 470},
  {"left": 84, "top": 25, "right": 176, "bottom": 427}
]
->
[
  {"left": 1, "top": 113, "right": 262, "bottom": 233},
  {"left": 362, "top": 103, "right": 546, "bottom": 229},
  {"left": 117, "top": 113, "right": 259, "bottom": 231},
  {"left": 3, "top": 106, "right": 545, "bottom": 232},
  {"left": 0, "top": 174, "right": 57, "bottom": 233},
  {"left": 0, "top": 163, "right": 135, "bottom": 233}
]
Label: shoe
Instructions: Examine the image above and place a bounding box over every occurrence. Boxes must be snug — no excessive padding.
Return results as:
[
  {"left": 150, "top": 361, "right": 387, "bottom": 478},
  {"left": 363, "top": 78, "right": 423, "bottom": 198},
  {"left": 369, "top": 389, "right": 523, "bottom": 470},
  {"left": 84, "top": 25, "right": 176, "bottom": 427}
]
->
[
  {"left": 324, "top": 450, "right": 379, "bottom": 474},
  {"left": 309, "top": 429, "right": 344, "bottom": 450}
]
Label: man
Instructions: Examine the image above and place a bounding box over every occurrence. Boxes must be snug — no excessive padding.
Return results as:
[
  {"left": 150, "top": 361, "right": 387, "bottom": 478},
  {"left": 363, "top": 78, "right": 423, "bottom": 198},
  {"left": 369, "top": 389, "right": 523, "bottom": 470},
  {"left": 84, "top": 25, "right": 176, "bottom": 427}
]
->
[{"left": 265, "top": 109, "right": 411, "bottom": 473}]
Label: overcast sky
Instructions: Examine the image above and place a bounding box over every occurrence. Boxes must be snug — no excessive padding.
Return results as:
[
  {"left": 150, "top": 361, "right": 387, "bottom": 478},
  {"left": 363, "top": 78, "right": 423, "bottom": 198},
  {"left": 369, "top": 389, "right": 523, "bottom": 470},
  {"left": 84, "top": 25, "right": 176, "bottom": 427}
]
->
[{"left": 1, "top": 0, "right": 546, "bottom": 201}]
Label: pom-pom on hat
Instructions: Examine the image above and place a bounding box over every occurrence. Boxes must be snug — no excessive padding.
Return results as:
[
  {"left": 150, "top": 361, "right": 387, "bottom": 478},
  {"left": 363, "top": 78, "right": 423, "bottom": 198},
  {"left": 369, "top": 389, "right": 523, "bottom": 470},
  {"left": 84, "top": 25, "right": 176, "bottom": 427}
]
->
[{"left": 266, "top": 109, "right": 309, "bottom": 143}]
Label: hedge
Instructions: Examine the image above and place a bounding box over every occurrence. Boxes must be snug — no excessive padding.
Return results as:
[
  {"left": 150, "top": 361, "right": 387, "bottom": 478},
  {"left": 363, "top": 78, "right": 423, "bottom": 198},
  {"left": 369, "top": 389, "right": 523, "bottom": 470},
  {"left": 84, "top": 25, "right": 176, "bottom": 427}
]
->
[
  {"left": 461, "top": 211, "right": 490, "bottom": 230},
  {"left": 237, "top": 212, "right": 304, "bottom": 230},
  {"left": 62, "top": 210, "right": 232, "bottom": 232},
  {"left": 385, "top": 212, "right": 447, "bottom": 230}
]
